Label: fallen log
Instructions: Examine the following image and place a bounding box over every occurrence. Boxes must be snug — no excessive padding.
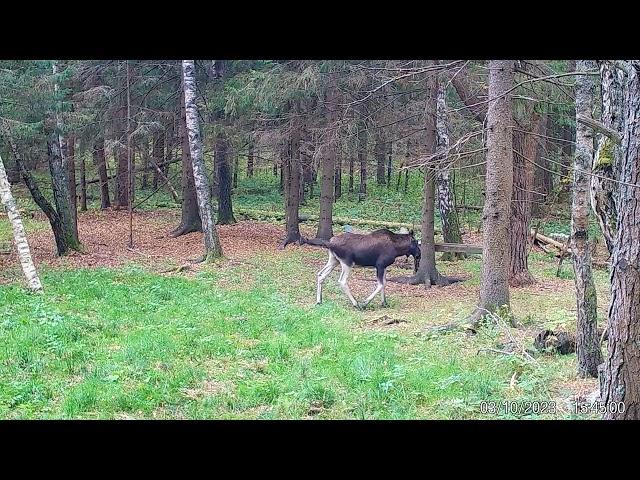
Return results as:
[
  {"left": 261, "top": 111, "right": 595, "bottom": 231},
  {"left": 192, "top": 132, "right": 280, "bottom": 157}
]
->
[
  {"left": 531, "top": 229, "right": 573, "bottom": 255},
  {"left": 236, "top": 208, "right": 438, "bottom": 233}
]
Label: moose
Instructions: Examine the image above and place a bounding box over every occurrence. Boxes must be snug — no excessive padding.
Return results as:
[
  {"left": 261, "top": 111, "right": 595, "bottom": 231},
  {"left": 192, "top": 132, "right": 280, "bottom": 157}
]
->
[{"left": 301, "top": 229, "right": 421, "bottom": 309}]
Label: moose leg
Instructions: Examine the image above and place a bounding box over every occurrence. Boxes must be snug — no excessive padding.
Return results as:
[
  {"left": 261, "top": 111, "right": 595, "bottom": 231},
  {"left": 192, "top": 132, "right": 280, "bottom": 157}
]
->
[
  {"left": 361, "top": 267, "right": 386, "bottom": 308},
  {"left": 337, "top": 261, "right": 359, "bottom": 308},
  {"left": 316, "top": 251, "right": 339, "bottom": 304}
]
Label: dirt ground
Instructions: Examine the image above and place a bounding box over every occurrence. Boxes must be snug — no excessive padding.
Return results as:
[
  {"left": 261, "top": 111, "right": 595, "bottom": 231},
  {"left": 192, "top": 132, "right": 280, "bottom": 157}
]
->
[
  {"left": 1, "top": 208, "right": 598, "bottom": 304},
  {"left": 1, "top": 209, "right": 479, "bottom": 299}
]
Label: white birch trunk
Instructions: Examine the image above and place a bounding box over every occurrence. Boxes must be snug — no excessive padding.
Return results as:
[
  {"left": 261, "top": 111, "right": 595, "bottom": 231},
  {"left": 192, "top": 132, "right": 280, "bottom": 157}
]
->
[
  {"left": 435, "top": 81, "right": 463, "bottom": 250},
  {"left": 0, "top": 154, "right": 43, "bottom": 292},
  {"left": 181, "top": 60, "right": 223, "bottom": 260}
]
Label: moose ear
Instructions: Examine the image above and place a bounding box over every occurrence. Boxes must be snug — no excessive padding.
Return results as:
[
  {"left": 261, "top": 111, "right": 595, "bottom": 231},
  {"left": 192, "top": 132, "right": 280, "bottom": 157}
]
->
[{"left": 409, "top": 229, "right": 414, "bottom": 237}]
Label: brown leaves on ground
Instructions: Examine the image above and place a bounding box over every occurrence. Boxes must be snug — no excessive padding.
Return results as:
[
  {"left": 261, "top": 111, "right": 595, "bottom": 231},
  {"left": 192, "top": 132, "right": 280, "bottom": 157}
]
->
[{"left": 1, "top": 209, "right": 291, "bottom": 272}]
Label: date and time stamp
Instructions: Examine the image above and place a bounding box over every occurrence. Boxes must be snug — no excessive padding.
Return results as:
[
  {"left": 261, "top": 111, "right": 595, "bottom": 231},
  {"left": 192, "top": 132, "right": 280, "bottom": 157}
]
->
[{"left": 478, "top": 400, "right": 625, "bottom": 416}]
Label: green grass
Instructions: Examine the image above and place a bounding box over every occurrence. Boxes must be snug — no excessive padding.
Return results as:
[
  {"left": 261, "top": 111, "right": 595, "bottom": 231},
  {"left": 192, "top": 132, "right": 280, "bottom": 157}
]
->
[
  {"left": 1, "top": 162, "right": 608, "bottom": 419},
  {"left": 0, "top": 243, "right": 604, "bottom": 419}
]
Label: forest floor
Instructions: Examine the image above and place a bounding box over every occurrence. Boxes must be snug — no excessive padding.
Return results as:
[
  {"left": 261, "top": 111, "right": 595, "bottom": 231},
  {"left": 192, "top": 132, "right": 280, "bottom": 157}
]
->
[{"left": 0, "top": 208, "right": 610, "bottom": 419}]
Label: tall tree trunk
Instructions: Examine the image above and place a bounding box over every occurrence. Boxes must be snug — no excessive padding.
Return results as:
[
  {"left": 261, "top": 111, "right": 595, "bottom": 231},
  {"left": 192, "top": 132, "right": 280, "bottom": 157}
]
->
[
  {"left": 468, "top": 60, "right": 514, "bottom": 325},
  {"left": 601, "top": 60, "right": 640, "bottom": 419},
  {"left": 79, "top": 140, "right": 87, "bottom": 212},
  {"left": 47, "top": 134, "right": 81, "bottom": 254},
  {"left": 572, "top": 60, "right": 603, "bottom": 378},
  {"left": 114, "top": 87, "right": 128, "bottom": 209},
  {"left": 164, "top": 124, "right": 174, "bottom": 179},
  {"left": 403, "top": 69, "right": 451, "bottom": 287},
  {"left": 152, "top": 130, "right": 164, "bottom": 190},
  {"left": 435, "top": 81, "right": 464, "bottom": 261},
  {"left": 141, "top": 138, "right": 150, "bottom": 189},
  {"left": 216, "top": 131, "right": 236, "bottom": 225},
  {"left": 317, "top": 80, "right": 338, "bottom": 240},
  {"left": 386, "top": 141, "right": 393, "bottom": 187},
  {"left": 358, "top": 124, "right": 367, "bottom": 201},
  {"left": 334, "top": 149, "right": 342, "bottom": 200},
  {"left": 66, "top": 136, "right": 78, "bottom": 237},
  {"left": 0, "top": 153, "right": 43, "bottom": 292},
  {"left": 375, "top": 131, "right": 386, "bottom": 185},
  {"left": 182, "top": 60, "right": 223, "bottom": 261},
  {"left": 404, "top": 140, "right": 411, "bottom": 194},
  {"left": 92, "top": 137, "right": 111, "bottom": 209},
  {"left": 279, "top": 145, "right": 285, "bottom": 193},
  {"left": 247, "top": 140, "right": 254, "bottom": 177},
  {"left": 509, "top": 114, "right": 541, "bottom": 286},
  {"left": 281, "top": 103, "right": 302, "bottom": 248},
  {"left": 348, "top": 139, "right": 354, "bottom": 194},
  {"left": 49, "top": 61, "right": 81, "bottom": 254},
  {"left": 592, "top": 61, "right": 625, "bottom": 255},
  {"left": 533, "top": 113, "right": 550, "bottom": 216},
  {"left": 233, "top": 153, "right": 239, "bottom": 189},
  {"left": 171, "top": 89, "right": 202, "bottom": 237}
]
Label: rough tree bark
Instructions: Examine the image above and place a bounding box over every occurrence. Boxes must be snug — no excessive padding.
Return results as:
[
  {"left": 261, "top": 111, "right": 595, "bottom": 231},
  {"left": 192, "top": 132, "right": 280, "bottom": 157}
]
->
[
  {"left": 49, "top": 61, "right": 81, "bottom": 254},
  {"left": 467, "top": 60, "right": 514, "bottom": 325},
  {"left": 152, "top": 130, "right": 164, "bottom": 190},
  {"left": 386, "top": 141, "right": 393, "bottom": 187},
  {"left": 509, "top": 113, "right": 541, "bottom": 286},
  {"left": 435, "top": 81, "right": 464, "bottom": 261},
  {"left": 233, "top": 154, "right": 238, "bottom": 189},
  {"left": 181, "top": 60, "right": 223, "bottom": 261},
  {"left": 375, "top": 130, "right": 386, "bottom": 185},
  {"left": 114, "top": 90, "right": 129, "bottom": 209},
  {"left": 572, "top": 60, "right": 603, "bottom": 378},
  {"left": 317, "top": 79, "right": 338, "bottom": 240},
  {"left": 348, "top": 136, "right": 355, "bottom": 194},
  {"left": 47, "top": 133, "right": 82, "bottom": 254},
  {"left": 601, "top": 60, "right": 640, "bottom": 419},
  {"left": 591, "top": 60, "right": 625, "bottom": 255},
  {"left": 358, "top": 123, "right": 367, "bottom": 201},
  {"left": 400, "top": 70, "right": 452, "bottom": 287},
  {"left": 0, "top": 153, "right": 43, "bottom": 292},
  {"left": 78, "top": 139, "right": 87, "bottom": 211},
  {"left": 215, "top": 130, "right": 236, "bottom": 225},
  {"left": 66, "top": 136, "right": 78, "bottom": 237},
  {"left": 171, "top": 88, "right": 202, "bottom": 237},
  {"left": 247, "top": 138, "right": 254, "bottom": 177},
  {"left": 92, "top": 137, "right": 111, "bottom": 209},
  {"left": 141, "top": 138, "right": 150, "bottom": 189},
  {"left": 280, "top": 102, "right": 303, "bottom": 248}
]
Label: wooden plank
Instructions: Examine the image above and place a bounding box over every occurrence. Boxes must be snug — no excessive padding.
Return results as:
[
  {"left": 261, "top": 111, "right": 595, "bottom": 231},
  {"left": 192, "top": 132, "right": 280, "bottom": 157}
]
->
[{"left": 434, "top": 243, "right": 482, "bottom": 254}]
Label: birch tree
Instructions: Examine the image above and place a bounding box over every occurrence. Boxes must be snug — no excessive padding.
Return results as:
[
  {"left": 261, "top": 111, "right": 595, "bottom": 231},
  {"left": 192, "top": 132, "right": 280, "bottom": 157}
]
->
[
  {"left": 435, "top": 81, "right": 464, "bottom": 261},
  {"left": 572, "top": 60, "right": 603, "bottom": 378},
  {"left": 181, "top": 60, "right": 223, "bottom": 261},
  {"left": 0, "top": 153, "right": 42, "bottom": 292}
]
